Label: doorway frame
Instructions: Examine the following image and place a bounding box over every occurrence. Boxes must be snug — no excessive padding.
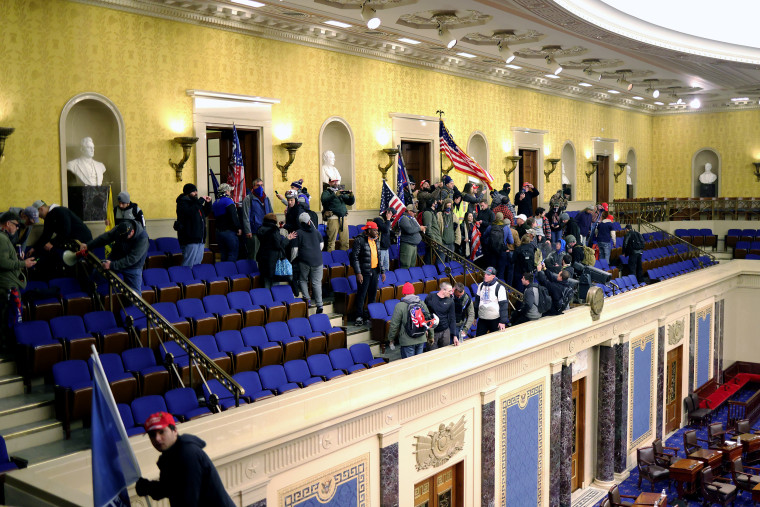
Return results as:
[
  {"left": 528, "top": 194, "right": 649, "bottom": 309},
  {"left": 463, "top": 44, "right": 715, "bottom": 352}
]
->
[
  {"left": 390, "top": 113, "right": 440, "bottom": 183},
  {"left": 591, "top": 137, "right": 617, "bottom": 204},
  {"left": 512, "top": 127, "right": 547, "bottom": 205},
  {"left": 571, "top": 377, "right": 586, "bottom": 492}
]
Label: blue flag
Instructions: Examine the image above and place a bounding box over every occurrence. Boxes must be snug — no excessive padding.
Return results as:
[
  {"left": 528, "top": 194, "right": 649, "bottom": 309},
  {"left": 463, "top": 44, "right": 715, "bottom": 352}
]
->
[
  {"left": 397, "top": 148, "right": 409, "bottom": 205},
  {"left": 209, "top": 168, "right": 220, "bottom": 199},
  {"left": 92, "top": 347, "right": 141, "bottom": 507}
]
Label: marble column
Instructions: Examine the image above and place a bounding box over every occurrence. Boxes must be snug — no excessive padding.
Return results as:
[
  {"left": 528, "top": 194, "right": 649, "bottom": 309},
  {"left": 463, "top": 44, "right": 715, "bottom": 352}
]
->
[
  {"left": 614, "top": 340, "right": 629, "bottom": 475},
  {"left": 597, "top": 344, "right": 616, "bottom": 483},
  {"left": 656, "top": 324, "right": 665, "bottom": 440},
  {"left": 689, "top": 307, "right": 696, "bottom": 391},
  {"left": 560, "top": 363, "right": 573, "bottom": 507},
  {"left": 245, "top": 501, "right": 266, "bottom": 507},
  {"left": 714, "top": 300, "right": 723, "bottom": 383},
  {"left": 549, "top": 362, "right": 563, "bottom": 507},
  {"left": 718, "top": 300, "right": 724, "bottom": 381},
  {"left": 481, "top": 388, "right": 497, "bottom": 507},
  {"left": 379, "top": 427, "right": 400, "bottom": 507}
]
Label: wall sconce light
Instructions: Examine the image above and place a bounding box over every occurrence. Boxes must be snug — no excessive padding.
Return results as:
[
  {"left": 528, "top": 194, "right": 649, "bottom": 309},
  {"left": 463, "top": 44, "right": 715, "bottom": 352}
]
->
[
  {"left": 0, "top": 127, "right": 15, "bottom": 162},
  {"left": 614, "top": 162, "right": 627, "bottom": 182},
  {"left": 545, "top": 158, "right": 561, "bottom": 182},
  {"left": 753, "top": 162, "right": 760, "bottom": 182},
  {"left": 504, "top": 155, "right": 521, "bottom": 179},
  {"left": 378, "top": 148, "right": 398, "bottom": 180},
  {"left": 585, "top": 160, "right": 599, "bottom": 182},
  {"left": 276, "top": 142, "right": 302, "bottom": 181},
  {"left": 169, "top": 136, "right": 199, "bottom": 182}
]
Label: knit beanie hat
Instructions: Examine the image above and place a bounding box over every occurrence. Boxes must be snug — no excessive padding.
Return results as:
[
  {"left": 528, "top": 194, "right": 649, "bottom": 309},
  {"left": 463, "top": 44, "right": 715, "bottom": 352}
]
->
[{"left": 183, "top": 183, "right": 197, "bottom": 195}]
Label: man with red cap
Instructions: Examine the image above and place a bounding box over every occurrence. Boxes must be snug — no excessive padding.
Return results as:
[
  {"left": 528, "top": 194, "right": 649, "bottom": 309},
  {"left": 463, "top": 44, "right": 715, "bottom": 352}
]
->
[
  {"left": 514, "top": 182, "right": 539, "bottom": 217},
  {"left": 388, "top": 282, "right": 434, "bottom": 358},
  {"left": 350, "top": 221, "right": 386, "bottom": 326},
  {"left": 135, "top": 412, "right": 235, "bottom": 506}
]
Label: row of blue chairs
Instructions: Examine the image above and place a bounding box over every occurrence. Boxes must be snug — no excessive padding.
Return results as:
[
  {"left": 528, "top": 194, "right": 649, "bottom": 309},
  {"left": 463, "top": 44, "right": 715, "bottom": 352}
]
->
[
  {"left": 674, "top": 228, "right": 718, "bottom": 249},
  {"left": 725, "top": 229, "right": 760, "bottom": 250},
  {"left": 144, "top": 236, "right": 212, "bottom": 269},
  {"left": 646, "top": 257, "right": 716, "bottom": 282},
  {"left": 595, "top": 275, "right": 646, "bottom": 297},
  {"left": 732, "top": 241, "right": 760, "bottom": 259},
  {"left": 140, "top": 260, "right": 262, "bottom": 302}
]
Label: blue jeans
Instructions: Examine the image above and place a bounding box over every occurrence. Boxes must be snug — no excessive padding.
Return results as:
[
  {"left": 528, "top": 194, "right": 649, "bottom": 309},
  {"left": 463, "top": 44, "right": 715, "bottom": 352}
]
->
[
  {"left": 598, "top": 241, "right": 611, "bottom": 263},
  {"left": 378, "top": 249, "right": 389, "bottom": 273},
  {"left": 551, "top": 230, "right": 562, "bottom": 245},
  {"left": 181, "top": 243, "right": 204, "bottom": 267},
  {"left": 400, "top": 343, "right": 424, "bottom": 358},
  {"left": 217, "top": 230, "right": 239, "bottom": 262},
  {"left": 120, "top": 267, "right": 143, "bottom": 294}
]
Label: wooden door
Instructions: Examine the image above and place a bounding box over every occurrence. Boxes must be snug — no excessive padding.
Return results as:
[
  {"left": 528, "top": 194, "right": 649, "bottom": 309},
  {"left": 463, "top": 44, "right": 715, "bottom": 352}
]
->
[
  {"left": 596, "top": 155, "right": 609, "bottom": 204},
  {"left": 571, "top": 378, "right": 586, "bottom": 491},
  {"left": 519, "top": 149, "right": 539, "bottom": 210},
  {"left": 666, "top": 346, "right": 683, "bottom": 433},
  {"left": 206, "top": 127, "right": 261, "bottom": 194},
  {"left": 413, "top": 461, "right": 464, "bottom": 507},
  {"left": 401, "top": 141, "right": 431, "bottom": 186}
]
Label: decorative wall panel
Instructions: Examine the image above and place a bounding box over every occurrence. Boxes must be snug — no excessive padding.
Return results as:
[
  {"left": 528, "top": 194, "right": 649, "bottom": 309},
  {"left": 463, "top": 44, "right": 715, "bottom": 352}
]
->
[
  {"left": 628, "top": 332, "right": 655, "bottom": 450},
  {"left": 278, "top": 454, "right": 368, "bottom": 507},
  {"left": 696, "top": 305, "right": 713, "bottom": 387},
  {"left": 500, "top": 379, "right": 544, "bottom": 506}
]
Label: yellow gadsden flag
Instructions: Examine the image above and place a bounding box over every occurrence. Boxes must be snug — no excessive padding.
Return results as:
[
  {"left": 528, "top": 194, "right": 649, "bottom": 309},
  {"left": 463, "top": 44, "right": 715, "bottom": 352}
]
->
[{"left": 104, "top": 186, "right": 115, "bottom": 257}]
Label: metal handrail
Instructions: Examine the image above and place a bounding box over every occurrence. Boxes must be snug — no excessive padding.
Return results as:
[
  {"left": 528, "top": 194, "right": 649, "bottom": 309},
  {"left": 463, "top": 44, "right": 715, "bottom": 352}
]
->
[
  {"left": 420, "top": 233, "right": 524, "bottom": 306},
  {"left": 636, "top": 218, "right": 716, "bottom": 267},
  {"left": 75, "top": 243, "right": 244, "bottom": 406},
  {"left": 612, "top": 197, "right": 760, "bottom": 223}
]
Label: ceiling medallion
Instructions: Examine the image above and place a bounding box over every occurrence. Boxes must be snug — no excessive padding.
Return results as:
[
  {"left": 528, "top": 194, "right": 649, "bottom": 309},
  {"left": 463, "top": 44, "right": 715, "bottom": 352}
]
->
[
  {"left": 561, "top": 58, "right": 623, "bottom": 70},
  {"left": 514, "top": 45, "right": 587, "bottom": 59},
  {"left": 600, "top": 69, "right": 655, "bottom": 79},
  {"left": 462, "top": 28, "right": 544, "bottom": 45},
  {"left": 398, "top": 9, "right": 492, "bottom": 29}
]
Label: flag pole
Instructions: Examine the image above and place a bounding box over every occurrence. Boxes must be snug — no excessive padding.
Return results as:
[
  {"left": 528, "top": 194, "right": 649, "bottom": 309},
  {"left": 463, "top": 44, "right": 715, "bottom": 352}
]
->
[{"left": 436, "top": 110, "right": 445, "bottom": 177}]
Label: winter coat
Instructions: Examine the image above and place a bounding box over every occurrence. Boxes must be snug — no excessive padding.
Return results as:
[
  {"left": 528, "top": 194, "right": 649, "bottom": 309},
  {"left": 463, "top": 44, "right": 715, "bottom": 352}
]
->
[
  {"left": 388, "top": 294, "right": 431, "bottom": 347},
  {"left": 211, "top": 196, "right": 241, "bottom": 232},
  {"left": 137, "top": 434, "right": 235, "bottom": 507},
  {"left": 256, "top": 220, "right": 288, "bottom": 279},
  {"left": 320, "top": 188, "right": 354, "bottom": 217},
  {"left": 87, "top": 222, "right": 149, "bottom": 272},
  {"left": 175, "top": 194, "right": 211, "bottom": 246},
  {"left": 0, "top": 231, "right": 25, "bottom": 291},
  {"left": 563, "top": 217, "right": 581, "bottom": 241},
  {"left": 514, "top": 188, "right": 539, "bottom": 216},
  {"left": 284, "top": 203, "right": 305, "bottom": 233},
  {"left": 398, "top": 214, "right": 422, "bottom": 246},
  {"left": 351, "top": 234, "right": 384, "bottom": 276},
  {"left": 422, "top": 210, "right": 442, "bottom": 243},
  {"left": 33, "top": 205, "right": 93, "bottom": 250},
  {"left": 576, "top": 211, "right": 593, "bottom": 238},
  {"left": 241, "top": 191, "right": 273, "bottom": 235},
  {"left": 114, "top": 202, "right": 145, "bottom": 228},
  {"left": 373, "top": 216, "right": 392, "bottom": 250},
  {"left": 291, "top": 222, "right": 324, "bottom": 267},
  {"left": 416, "top": 187, "right": 440, "bottom": 212}
]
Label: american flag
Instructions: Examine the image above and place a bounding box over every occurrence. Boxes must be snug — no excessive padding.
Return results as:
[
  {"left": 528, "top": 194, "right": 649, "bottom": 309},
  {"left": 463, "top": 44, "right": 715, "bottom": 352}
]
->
[
  {"left": 470, "top": 225, "right": 483, "bottom": 261},
  {"left": 397, "top": 149, "right": 409, "bottom": 204},
  {"left": 439, "top": 121, "right": 494, "bottom": 190},
  {"left": 228, "top": 124, "right": 246, "bottom": 204},
  {"left": 380, "top": 179, "right": 406, "bottom": 227}
]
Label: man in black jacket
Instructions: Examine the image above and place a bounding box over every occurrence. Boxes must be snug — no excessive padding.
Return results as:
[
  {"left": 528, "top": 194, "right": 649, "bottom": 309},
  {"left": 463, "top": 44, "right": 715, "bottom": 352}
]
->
[
  {"left": 136, "top": 412, "right": 235, "bottom": 507},
  {"left": 29, "top": 200, "right": 93, "bottom": 278},
  {"left": 535, "top": 263, "right": 574, "bottom": 315},
  {"left": 514, "top": 182, "right": 539, "bottom": 217},
  {"left": 351, "top": 221, "right": 386, "bottom": 326},
  {"left": 291, "top": 212, "right": 324, "bottom": 313},
  {"left": 321, "top": 179, "right": 355, "bottom": 251},
  {"left": 373, "top": 208, "right": 394, "bottom": 273},
  {"left": 81, "top": 220, "right": 149, "bottom": 293},
  {"left": 175, "top": 183, "right": 211, "bottom": 267},
  {"left": 425, "top": 282, "right": 458, "bottom": 349}
]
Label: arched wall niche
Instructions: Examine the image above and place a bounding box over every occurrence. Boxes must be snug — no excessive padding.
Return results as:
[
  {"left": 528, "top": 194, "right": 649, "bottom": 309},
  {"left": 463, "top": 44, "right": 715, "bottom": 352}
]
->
[
  {"left": 319, "top": 117, "right": 355, "bottom": 210},
  {"left": 59, "top": 92, "right": 126, "bottom": 219},
  {"left": 561, "top": 141, "right": 576, "bottom": 200},
  {"left": 692, "top": 148, "right": 721, "bottom": 197},
  {"left": 626, "top": 148, "right": 637, "bottom": 198},
  {"left": 467, "top": 131, "right": 489, "bottom": 176}
]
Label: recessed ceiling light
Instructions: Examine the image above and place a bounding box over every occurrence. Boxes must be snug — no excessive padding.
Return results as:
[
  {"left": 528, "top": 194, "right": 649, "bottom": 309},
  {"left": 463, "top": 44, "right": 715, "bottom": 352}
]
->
[
  {"left": 544, "top": 74, "right": 560, "bottom": 79},
  {"left": 654, "top": 101, "right": 664, "bottom": 105},
  {"left": 632, "top": 96, "right": 644, "bottom": 100},
  {"left": 578, "top": 82, "right": 593, "bottom": 87},
  {"left": 456, "top": 52, "right": 476, "bottom": 59},
  {"left": 689, "top": 98, "right": 701, "bottom": 109},
  {"left": 505, "top": 64, "right": 522, "bottom": 70},
  {"left": 324, "top": 20, "right": 352, "bottom": 28},
  {"left": 398, "top": 37, "right": 421, "bottom": 45},
  {"left": 731, "top": 97, "right": 749, "bottom": 102},
  {"left": 607, "top": 90, "right": 620, "bottom": 94},
  {"left": 232, "top": 0, "right": 265, "bottom": 6}
]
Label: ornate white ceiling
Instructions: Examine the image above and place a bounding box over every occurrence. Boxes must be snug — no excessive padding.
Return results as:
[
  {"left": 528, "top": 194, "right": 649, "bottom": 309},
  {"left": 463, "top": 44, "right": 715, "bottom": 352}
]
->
[{"left": 76, "top": 0, "right": 760, "bottom": 114}]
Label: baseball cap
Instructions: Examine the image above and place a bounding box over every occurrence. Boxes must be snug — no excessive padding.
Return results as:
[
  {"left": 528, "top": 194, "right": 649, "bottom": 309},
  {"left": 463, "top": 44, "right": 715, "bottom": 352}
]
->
[
  {"left": 362, "top": 221, "right": 378, "bottom": 230},
  {"left": 117, "top": 191, "right": 130, "bottom": 204},
  {"left": 484, "top": 266, "right": 497, "bottom": 275},
  {"left": 32, "top": 200, "right": 46, "bottom": 210},
  {"left": 560, "top": 212, "right": 570, "bottom": 221},
  {"left": 522, "top": 182, "right": 532, "bottom": 187},
  {"left": 515, "top": 214, "right": 527, "bottom": 222},
  {"left": 601, "top": 202, "right": 609, "bottom": 211},
  {"left": 607, "top": 215, "right": 614, "bottom": 221},
  {"left": 402, "top": 282, "right": 415, "bottom": 295},
  {"left": 298, "top": 212, "right": 311, "bottom": 224},
  {"left": 144, "top": 411, "right": 175, "bottom": 432},
  {"left": 22, "top": 206, "right": 39, "bottom": 224},
  {"left": 565, "top": 234, "right": 577, "bottom": 244}
]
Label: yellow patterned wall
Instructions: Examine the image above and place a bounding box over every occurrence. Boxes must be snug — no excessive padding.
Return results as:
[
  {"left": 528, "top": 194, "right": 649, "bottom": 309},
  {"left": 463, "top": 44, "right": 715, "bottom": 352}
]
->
[
  {"left": 2, "top": 0, "right": 757, "bottom": 219},
  {"left": 652, "top": 110, "right": 760, "bottom": 197}
]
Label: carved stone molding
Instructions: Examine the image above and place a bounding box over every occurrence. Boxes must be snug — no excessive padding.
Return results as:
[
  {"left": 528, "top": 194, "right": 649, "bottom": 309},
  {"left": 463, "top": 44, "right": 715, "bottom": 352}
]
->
[
  {"left": 668, "top": 319, "right": 685, "bottom": 346},
  {"left": 413, "top": 416, "right": 466, "bottom": 470}
]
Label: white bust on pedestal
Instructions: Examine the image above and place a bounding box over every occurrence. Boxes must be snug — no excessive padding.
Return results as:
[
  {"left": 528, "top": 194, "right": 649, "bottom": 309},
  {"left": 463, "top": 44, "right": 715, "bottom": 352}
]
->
[
  {"left": 561, "top": 162, "right": 570, "bottom": 185},
  {"left": 321, "top": 150, "right": 341, "bottom": 186},
  {"left": 699, "top": 162, "right": 717, "bottom": 184},
  {"left": 626, "top": 165, "right": 632, "bottom": 185},
  {"left": 67, "top": 137, "right": 106, "bottom": 186}
]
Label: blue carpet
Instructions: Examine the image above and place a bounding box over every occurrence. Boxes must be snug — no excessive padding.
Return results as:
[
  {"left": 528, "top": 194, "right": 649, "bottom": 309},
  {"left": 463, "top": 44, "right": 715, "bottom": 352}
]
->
[{"left": 593, "top": 386, "right": 758, "bottom": 506}]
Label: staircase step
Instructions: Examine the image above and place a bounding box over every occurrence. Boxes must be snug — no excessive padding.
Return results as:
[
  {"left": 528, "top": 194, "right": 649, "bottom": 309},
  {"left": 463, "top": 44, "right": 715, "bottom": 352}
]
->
[
  {"left": 0, "top": 392, "right": 54, "bottom": 431},
  {"left": 0, "top": 375, "right": 25, "bottom": 399},
  {"left": 13, "top": 427, "right": 91, "bottom": 466},
  {"left": 0, "top": 357, "right": 16, "bottom": 377},
  {"left": 307, "top": 302, "right": 334, "bottom": 315},
  {"left": 1, "top": 419, "right": 64, "bottom": 454}
]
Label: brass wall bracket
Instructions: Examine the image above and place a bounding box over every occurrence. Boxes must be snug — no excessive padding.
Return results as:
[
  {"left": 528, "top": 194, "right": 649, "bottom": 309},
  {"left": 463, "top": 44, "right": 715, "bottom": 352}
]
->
[
  {"left": 504, "top": 155, "right": 521, "bottom": 179},
  {"left": 614, "top": 162, "right": 627, "bottom": 183},
  {"left": 585, "top": 160, "right": 599, "bottom": 182},
  {"left": 442, "top": 163, "right": 454, "bottom": 176},
  {"left": 276, "top": 142, "right": 302, "bottom": 182},
  {"left": 378, "top": 148, "right": 399, "bottom": 180},
  {"left": 544, "top": 158, "right": 561, "bottom": 183},
  {"left": 0, "top": 127, "right": 15, "bottom": 162},
  {"left": 169, "top": 136, "right": 199, "bottom": 182},
  {"left": 753, "top": 162, "right": 760, "bottom": 182}
]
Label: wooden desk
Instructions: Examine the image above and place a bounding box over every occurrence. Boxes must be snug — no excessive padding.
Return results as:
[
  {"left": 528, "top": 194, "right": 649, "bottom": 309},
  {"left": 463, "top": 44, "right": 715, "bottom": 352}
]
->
[
  {"left": 669, "top": 459, "right": 703, "bottom": 499},
  {"left": 710, "top": 441, "right": 743, "bottom": 468},
  {"left": 688, "top": 448, "right": 723, "bottom": 471},
  {"left": 634, "top": 491, "right": 667, "bottom": 506},
  {"left": 738, "top": 433, "right": 760, "bottom": 454}
]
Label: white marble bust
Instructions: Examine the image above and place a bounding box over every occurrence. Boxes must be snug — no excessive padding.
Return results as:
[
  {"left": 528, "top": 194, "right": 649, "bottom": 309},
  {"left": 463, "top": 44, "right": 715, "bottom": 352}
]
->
[
  {"left": 67, "top": 137, "right": 106, "bottom": 186},
  {"left": 626, "top": 165, "right": 632, "bottom": 185},
  {"left": 561, "top": 162, "right": 570, "bottom": 185},
  {"left": 321, "top": 150, "right": 341, "bottom": 186},
  {"left": 699, "top": 162, "right": 717, "bottom": 184}
]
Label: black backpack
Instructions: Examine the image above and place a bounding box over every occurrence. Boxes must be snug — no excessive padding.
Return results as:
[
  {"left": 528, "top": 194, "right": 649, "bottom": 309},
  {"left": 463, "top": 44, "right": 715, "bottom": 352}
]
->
[
  {"left": 404, "top": 302, "right": 429, "bottom": 338},
  {"left": 629, "top": 230, "right": 645, "bottom": 251},
  {"left": 534, "top": 285, "right": 552, "bottom": 315},
  {"left": 490, "top": 226, "right": 505, "bottom": 253},
  {"left": 519, "top": 245, "right": 535, "bottom": 270},
  {"left": 553, "top": 284, "right": 575, "bottom": 314}
]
